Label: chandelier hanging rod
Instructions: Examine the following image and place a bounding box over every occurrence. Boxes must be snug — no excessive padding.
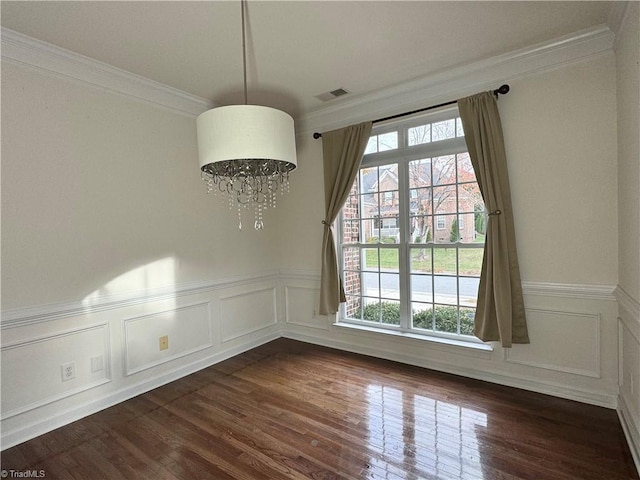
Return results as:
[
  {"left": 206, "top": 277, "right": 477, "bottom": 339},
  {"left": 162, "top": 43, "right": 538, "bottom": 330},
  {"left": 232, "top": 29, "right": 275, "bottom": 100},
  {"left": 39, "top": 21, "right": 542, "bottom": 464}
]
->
[
  {"left": 312, "top": 84, "right": 510, "bottom": 139},
  {"left": 241, "top": 0, "right": 248, "bottom": 105},
  {"left": 196, "top": 0, "right": 297, "bottom": 231}
]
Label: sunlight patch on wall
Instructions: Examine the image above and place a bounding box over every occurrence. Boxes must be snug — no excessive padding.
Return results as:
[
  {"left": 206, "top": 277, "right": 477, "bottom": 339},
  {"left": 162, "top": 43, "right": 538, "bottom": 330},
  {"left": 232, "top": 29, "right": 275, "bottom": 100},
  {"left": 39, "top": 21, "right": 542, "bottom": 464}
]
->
[{"left": 82, "top": 257, "right": 177, "bottom": 307}]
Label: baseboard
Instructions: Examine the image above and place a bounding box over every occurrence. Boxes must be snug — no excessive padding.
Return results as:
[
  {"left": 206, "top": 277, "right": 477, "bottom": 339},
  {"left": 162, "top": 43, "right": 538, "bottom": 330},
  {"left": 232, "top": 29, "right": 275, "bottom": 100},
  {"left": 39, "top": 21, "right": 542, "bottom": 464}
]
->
[
  {"left": 282, "top": 331, "right": 618, "bottom": 409},
  {"left": 618, "top": 394, "right": 640, "bottom": 475},
  {"left": 1, "top": 332, "right": 280, "bottom": 450}
]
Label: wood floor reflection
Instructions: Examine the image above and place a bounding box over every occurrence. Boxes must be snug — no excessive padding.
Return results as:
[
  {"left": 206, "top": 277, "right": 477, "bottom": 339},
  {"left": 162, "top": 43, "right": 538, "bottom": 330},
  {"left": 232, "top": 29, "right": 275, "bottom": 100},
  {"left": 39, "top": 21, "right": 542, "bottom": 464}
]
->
[{"left": 2, "top": 338, "right": 638, "bottom": 479}]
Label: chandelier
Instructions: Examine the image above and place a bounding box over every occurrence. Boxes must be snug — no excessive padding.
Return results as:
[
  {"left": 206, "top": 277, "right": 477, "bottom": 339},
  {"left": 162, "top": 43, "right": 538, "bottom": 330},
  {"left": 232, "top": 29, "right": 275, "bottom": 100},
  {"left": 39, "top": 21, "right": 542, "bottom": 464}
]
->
[{"left": 196, "top": 0, "right": 297, "bottom": 230}]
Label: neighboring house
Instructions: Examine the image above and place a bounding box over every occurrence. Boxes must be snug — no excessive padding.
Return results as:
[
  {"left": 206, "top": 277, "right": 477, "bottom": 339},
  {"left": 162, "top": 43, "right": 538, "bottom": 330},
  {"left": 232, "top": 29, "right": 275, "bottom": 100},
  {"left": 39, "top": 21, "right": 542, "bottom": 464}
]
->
[{"left": 354, "top": 159, "right": 482, "bottom": 244}]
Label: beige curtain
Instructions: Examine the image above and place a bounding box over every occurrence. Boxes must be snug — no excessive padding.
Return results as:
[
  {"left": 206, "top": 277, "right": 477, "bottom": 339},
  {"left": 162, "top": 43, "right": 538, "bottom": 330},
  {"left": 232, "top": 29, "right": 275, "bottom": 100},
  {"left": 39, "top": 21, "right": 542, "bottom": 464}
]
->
[
  {"left": 458, "top": 92, "right": 529, "bottom": 347},
  {"left": 319, "top": 122, "right": 373, "bottom": 315}
]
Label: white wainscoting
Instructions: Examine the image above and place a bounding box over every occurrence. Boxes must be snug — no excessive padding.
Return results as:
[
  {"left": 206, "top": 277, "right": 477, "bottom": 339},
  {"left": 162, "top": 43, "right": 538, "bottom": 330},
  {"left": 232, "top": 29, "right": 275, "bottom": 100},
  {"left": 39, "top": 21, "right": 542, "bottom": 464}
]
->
[
  {"left": 1, "top": 323, "right": 111, "bottom": 418},
  {"left": 1, "top": 271, "right": 629, "bottom": 456},
  {"left": 281, "top": 271, "right": 619, "bottom": 409},
  {"left": 123, "top": 301, "right": 213, "bottom": 376},
  {"left": 285, "top": 285, "right": 328, "bottom": 330},
  {"left": 616, "top": 286, "right": 640, "bottom": 471},
  {"left": 0, "top": 272, "right": 282, "bottom": 450},
  {"left": 504, "top": 308, "right": 601, "bottom": 378},
  {"left": 219, "top": 286, "right": 278, "bottom": 343}
]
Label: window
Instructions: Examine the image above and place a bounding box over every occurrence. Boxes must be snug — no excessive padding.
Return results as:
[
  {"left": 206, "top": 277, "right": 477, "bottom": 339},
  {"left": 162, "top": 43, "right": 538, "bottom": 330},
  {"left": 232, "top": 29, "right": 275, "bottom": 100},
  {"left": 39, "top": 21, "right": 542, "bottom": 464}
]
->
[
  {"left": 340, "top": 108, "right": 486, "bottom": 341},
  {"left": 364, "top": 131, "right": 399, "bottom": 154}
]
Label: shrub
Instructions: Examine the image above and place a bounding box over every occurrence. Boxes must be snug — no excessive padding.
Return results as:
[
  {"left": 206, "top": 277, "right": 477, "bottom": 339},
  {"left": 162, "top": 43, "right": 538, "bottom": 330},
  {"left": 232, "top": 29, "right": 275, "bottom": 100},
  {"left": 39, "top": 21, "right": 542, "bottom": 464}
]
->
[
  {"left": 450, "top": 218, "right": 460, "bottom": 242},
  {"left": 363, "top": 302, "right": 400, "bottom": 324},
  {"left": 366, "top": 236, "right": 397, "bottom": 244},
  {"left": 363, "top": 301, "right": 474, "bottom": 334}
]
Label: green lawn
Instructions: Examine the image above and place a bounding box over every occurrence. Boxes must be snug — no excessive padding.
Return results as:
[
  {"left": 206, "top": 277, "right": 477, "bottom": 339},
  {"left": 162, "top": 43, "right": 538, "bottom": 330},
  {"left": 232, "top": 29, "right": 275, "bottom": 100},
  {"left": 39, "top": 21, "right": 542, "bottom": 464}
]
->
[{"left": 364, "top": 246, "right": 483, "bottom": 276}]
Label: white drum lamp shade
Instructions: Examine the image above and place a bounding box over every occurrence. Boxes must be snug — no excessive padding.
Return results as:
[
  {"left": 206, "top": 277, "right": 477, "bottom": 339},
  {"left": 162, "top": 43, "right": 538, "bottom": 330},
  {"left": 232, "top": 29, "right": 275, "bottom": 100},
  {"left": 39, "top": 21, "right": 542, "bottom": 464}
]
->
[
  {"left": 196, "top": 1, "right": 297, "bottom": 230},
  {"left": 196, "top": 104, "right": 297, "bottom": 230},
  {"left": 197, "top": 105, "right": 297, "bottom": 170}
]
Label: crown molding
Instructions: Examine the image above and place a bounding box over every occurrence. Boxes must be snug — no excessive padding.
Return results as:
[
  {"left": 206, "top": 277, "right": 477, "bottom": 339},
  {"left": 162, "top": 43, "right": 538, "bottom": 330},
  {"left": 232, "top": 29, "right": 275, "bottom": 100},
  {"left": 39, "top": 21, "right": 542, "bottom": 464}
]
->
[
  {"left": 607, "top": 1, "right": 630, "bottom": 47},
  {"left": 297, "top": 24, "right": 615, "bottom": 136},
  {"left": 1, "top": 24, "right": 614, "bottom": 128},
  {"left": 1, "top": 27, "right": 213, "bottom": 117}
]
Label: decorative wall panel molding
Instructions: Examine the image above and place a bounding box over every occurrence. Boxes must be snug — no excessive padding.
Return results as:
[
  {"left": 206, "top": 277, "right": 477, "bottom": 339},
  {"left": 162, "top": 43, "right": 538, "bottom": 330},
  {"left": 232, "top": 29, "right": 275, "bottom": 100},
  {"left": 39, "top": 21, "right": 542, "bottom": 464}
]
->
[
  {"left": 283, "top": 330, "right": 617, "bottom": 408},
  {"left": 618, "top": 293, "right": 640, "bottom": 474},
  {"left": 619, "top": 392, "right": 640, "bottom": 473},
  {"left": 220, "top": 287, "right": 278, "bottom": 343},
  {"left": 1, "top": 332, "right": 279, "bottom": 450},
  {"left": 1, "top": 323, "right": 111, "bottom": 419},
  {"left": 1, "top": 27, "right": 211, "bottom": 117},
  {"left": 1, "top": 270, "right": 280, "bottom": 329},
  {"left": 616, "top": 285, "right": 640, "bottom": 342},
  {"left": 285, "top": 286, "right": 327, "bottom": 330},
  {"left": 123, "top": 302, "right": 212, "bottom": 376},
  {"left": 504, "top": 308, "right": 601, "bottom": 378}
]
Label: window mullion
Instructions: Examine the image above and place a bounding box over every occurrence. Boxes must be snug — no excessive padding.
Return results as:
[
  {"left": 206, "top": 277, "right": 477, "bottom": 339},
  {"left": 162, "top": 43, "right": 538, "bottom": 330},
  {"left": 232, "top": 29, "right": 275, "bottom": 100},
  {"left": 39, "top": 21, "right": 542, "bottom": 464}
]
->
[{"left": 397, "top": 157, "right": 410, "bottom": 330}]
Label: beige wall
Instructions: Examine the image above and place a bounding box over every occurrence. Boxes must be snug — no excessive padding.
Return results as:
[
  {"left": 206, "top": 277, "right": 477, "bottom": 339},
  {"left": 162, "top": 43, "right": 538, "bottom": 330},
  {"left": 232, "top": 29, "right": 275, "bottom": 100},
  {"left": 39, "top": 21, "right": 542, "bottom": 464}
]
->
[
  {"left": 1, "top": 63, "right": 281, "bottom": 310},
  {"left": 616, "top": 2, "right": 640, "bottom": 302},
  {"left": 615, "top": 1, "right": 640, "bottom": 468},
  {"left": 281, "top": 55, "right": 619, "bottom": 288},
  {"left": 501, "top": 56, "right": 618, "bottom": 285},
  {"left": 277, "top": 133, "right": 325, "bottom": 273},
  {"left": 278, "top": 53, "right": 622, "bottom": 423},
  {"left": 1, "top": 61, "right": 284, "bottom": 448}
]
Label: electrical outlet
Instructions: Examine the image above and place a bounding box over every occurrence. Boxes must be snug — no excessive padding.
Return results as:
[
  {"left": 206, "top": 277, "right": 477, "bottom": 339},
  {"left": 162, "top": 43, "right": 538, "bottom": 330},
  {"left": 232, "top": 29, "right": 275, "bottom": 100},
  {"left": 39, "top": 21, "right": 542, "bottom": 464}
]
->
[
  {"left": 159, "top": 335, "right": 169, "bottom": 351},
  {"left": 61, "top": 362, "right": 76, "bottom": 382}
]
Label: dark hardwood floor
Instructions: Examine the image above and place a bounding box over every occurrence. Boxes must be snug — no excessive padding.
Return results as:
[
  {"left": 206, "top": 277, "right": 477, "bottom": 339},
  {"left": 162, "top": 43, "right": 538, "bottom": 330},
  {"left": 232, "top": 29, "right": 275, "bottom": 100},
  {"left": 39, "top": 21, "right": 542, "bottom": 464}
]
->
[{"left": 2, "top": 338, "right": 638, "bottom": 479}]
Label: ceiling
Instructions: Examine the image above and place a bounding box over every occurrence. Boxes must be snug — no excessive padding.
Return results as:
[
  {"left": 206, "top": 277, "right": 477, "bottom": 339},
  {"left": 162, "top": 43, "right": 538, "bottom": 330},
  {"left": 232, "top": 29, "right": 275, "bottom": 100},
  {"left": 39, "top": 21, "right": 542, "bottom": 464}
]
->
[{"left": 1, "top": 1, "right": 616, "bottom": 119}]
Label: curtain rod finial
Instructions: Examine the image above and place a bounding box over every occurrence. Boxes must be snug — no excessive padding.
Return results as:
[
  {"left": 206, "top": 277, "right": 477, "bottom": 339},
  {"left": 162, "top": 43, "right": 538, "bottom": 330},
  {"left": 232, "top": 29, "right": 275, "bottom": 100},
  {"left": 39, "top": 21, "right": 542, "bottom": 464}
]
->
[
  {"left": 495, "top": 84, "right": 510, "bottom": 95},
  {"left": 313, "top": 132, "right": 322, "bottom": 139}
]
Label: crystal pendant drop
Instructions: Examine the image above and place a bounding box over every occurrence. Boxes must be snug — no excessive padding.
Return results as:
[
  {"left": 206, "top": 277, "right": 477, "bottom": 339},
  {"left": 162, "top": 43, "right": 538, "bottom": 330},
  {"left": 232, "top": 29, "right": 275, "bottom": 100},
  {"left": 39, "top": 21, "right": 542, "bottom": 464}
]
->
[{"left": 200, "top": 158, "right": 295, "bottom": 231}]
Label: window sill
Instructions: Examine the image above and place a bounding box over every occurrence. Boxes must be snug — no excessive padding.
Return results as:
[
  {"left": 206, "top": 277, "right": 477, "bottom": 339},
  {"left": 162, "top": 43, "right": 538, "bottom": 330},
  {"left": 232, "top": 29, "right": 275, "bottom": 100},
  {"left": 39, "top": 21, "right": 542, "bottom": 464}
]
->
[{"left": 333, "top": 321, "right": 494, "bottom": 353}]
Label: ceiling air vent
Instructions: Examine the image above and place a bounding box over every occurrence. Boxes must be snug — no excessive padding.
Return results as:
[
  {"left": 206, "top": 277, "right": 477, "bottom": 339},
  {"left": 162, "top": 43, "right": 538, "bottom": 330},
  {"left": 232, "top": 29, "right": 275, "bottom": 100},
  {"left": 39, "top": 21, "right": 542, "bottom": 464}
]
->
[{"left": 314, "top": 88, "right": 350, "bottom": 102}]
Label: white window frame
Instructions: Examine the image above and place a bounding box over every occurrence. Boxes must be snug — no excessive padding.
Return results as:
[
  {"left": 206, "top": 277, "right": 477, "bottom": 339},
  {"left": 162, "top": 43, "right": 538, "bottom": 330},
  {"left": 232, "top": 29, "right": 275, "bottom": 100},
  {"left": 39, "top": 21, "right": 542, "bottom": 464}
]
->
[{"left": 338, "top": 107, "right": 486, "bottom": 344}]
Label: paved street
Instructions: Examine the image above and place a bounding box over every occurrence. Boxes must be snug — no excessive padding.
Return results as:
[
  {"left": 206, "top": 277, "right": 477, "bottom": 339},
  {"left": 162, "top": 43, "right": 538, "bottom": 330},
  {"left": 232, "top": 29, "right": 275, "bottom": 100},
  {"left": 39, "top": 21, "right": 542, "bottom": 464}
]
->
[{"left": 362, "top": 271, "right": 479, "bottom": 306}]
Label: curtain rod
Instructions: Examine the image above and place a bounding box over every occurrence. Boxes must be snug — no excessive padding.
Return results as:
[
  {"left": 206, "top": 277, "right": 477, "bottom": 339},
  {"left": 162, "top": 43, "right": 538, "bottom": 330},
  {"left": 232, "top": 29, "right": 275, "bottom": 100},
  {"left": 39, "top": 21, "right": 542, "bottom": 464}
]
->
[{"left": 312, "top": 84, "right": 510, "bottom": 139}]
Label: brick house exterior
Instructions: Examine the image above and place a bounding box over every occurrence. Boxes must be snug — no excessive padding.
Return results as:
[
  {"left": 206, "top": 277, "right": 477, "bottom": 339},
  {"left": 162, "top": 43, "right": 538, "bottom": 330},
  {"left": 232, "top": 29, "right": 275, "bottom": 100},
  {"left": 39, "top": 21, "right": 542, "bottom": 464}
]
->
[{"left": 355, "top": 162, "right": 481, "bottom": 244}]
